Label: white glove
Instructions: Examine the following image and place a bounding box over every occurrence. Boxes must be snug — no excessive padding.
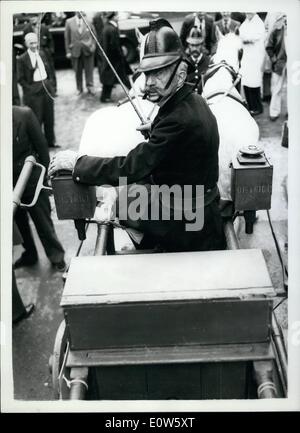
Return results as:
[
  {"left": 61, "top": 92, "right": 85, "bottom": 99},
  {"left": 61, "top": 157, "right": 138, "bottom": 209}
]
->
[{"left": 48, "top": 150, "right": 78, "bottom": 176}]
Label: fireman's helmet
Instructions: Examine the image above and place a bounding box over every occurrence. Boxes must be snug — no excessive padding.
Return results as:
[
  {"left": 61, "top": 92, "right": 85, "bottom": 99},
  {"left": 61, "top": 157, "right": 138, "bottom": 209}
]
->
[{"left": 138, "top": 18, "right": 186, "bottom": 73}]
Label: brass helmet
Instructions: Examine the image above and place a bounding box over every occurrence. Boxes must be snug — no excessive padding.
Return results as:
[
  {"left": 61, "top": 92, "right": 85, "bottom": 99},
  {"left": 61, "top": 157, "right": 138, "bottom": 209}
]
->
[
  {"left": 138, "top": 18, "right": 186, "bottom": 72},
  {"left": 186, "top": 26, "right": 205, "bottom": 45}
]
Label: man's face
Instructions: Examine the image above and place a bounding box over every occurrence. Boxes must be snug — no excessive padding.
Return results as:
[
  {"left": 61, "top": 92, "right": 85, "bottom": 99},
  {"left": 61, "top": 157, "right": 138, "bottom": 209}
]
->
[
  {"left": 187, "top": 42, "right": 203, "bottom": 57},
  {"left": 144, "top": 64, "right": 178, "bottom": 103},
  {"left": 26, "top": 35, "right": 38, "bottom": 52},
  {"left": 246, "top": 13, "right": 255, "bottom": 20},
  {"left": 222, "top": 12, "right": 231, "bottom": 20},
  {"left": 30, "top": 16, "right": 38, "bottom": 26}
]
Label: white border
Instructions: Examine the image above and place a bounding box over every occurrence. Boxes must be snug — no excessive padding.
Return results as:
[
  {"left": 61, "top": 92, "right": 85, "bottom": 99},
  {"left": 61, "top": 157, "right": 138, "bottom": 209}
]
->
[{"left": 1, "top": 0, "right": 300, "bottom": 413}]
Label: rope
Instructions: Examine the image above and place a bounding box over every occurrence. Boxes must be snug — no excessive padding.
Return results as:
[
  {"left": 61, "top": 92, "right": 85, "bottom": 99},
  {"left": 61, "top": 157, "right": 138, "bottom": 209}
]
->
[
  {"left": 267, "top": 209, "right": 288, "bottom": 292},
  {"left": 257, "top": 381, "right": 277, "bottom": 398},
  {"left": 63, "top": 375, "right": 89, "bottom": 391},
  {"left": 36, "top": 12, "right": 56, "bottom": 101}
]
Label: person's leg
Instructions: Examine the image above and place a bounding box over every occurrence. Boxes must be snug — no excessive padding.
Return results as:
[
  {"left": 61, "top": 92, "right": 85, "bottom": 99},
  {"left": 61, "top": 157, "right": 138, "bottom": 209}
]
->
[
  {"left": 12, "top": 269, "right": 26, "bottom": 320},
  {"left": 72, "top": 56, "right": 83, "bottom": 93},
  {"left": 252, "top": 87, "right": 263, "bottom": 113},
  {"left": 243, "top": 85, "right": 251, "bottom": 110},
  {"left": 96, "top": 55, "right": 103, "bottom": 85},
  {"left": 14, "top": 208, "right": 38, "bottom": 264},
  {"left": 43, "top": 93, "right": 55, "bottom": 147},
  {"left": 27, "top": 191, "right": 65, "bottom": 265},
  {"left": 100, "top": 85, "right": 113, "bottom": 101},
  {"left": 161, "top": 199, "right": 226, "bottom": 252},
  {"left": 24, "top": 93, "right": 43, "bottom": 124},
  {"left": 83, "top": 54, "right": 95, "bottom": 92},
  {"left": 270, "top": 72, "right": 284, "bottom": 119}
]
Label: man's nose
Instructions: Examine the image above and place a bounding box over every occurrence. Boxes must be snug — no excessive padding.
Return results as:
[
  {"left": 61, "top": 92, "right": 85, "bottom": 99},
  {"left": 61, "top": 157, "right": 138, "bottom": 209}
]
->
[{"left": 145, "top": 74, "right": 155, "bottom": 87}]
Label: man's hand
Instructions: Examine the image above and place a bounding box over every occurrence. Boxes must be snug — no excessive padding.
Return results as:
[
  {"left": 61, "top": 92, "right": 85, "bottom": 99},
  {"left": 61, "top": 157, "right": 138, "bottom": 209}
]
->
[
  {"left": 66, "top": 52, "right": 72, "bottom": 59},
  {"left": 136, "top": 121, "right": 152, "bottom": 139},
  {"left": 48, "top": 150, "right": 78, "bottom": 177}
]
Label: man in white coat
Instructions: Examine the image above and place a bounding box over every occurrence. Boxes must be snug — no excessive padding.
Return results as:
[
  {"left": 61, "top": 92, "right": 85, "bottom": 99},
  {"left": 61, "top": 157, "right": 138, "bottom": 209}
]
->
[{"left": 239, "top": 13, "right": 265, "bottom": 115}]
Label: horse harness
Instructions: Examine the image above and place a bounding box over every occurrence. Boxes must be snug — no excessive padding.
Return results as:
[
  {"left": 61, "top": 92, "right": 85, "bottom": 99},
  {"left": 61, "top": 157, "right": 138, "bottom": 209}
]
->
[{"left": 202, "top": 61, "right": 246, "bottom": 108}]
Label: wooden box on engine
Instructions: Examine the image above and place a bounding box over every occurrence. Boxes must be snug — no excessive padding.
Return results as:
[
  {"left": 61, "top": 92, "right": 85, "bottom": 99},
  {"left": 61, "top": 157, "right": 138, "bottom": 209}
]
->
[
  {"left": 61, "top": 249, "right": 277, "bottom": 399},
  {"left": 61, "top": 249, "right": 275, "bottom": 351}
]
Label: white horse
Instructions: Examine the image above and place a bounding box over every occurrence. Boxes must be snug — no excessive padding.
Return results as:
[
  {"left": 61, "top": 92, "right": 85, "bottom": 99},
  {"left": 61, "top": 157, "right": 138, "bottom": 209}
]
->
[
  {"left": 202, "top": 32, "right": 259, "bottom": 200},
  {"left": 79, "top": 30, "right": 259, "bottom": 201}
]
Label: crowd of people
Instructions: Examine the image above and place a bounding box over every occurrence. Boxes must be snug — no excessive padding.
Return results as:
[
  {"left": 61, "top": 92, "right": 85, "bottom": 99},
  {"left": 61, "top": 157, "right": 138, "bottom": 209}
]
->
[{"left": 12, "top": 10, "right": 288, "bottom": 324}]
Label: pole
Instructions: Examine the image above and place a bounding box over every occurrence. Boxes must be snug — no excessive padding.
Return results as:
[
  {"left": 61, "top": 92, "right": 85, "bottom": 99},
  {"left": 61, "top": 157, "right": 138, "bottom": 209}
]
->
[{"left": 79, "top": 12, "right": 147, "bottom": 126}]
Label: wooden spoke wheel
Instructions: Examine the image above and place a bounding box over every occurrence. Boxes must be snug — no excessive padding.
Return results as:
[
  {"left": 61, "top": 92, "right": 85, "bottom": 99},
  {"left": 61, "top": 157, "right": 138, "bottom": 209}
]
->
[{"left": 50, "top": 319, "right": 70, "bottom": 399}]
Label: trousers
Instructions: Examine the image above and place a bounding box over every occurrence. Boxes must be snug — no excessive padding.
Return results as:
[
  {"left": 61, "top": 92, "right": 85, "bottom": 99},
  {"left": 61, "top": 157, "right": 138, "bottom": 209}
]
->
[
  {"left": 24, "top": 89, "right": 55, "bottom": 147},
  {"left": 270, "top": 68, "right": 287, "bottom": 118},
  {"left": 14, "top": 191, "right": 65, "bottom": 264},
  {"left": 116, "top": 183, "right": 226, "bottom": 252},
  {"left": 72, "top": 54, "right": 94, "bottom": 91}
]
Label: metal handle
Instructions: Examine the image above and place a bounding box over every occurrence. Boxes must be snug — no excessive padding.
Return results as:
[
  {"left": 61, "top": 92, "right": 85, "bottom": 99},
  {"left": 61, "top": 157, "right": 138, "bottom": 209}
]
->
[{"left": 13, "top": 156, "right": 52, "bottom": 216}]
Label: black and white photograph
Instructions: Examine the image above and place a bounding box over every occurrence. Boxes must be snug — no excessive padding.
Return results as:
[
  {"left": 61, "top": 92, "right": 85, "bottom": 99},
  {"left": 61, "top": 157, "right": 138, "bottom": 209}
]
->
[{"left": 1, "top": 0, "right": 300, "bottom": 414}]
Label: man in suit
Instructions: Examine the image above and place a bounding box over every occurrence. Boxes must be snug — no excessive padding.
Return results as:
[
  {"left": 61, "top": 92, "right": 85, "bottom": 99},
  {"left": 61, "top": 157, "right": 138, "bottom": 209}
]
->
[
  {"left": 64, "top": 12, "right": 96, "bottom": 95},
  {"left": 23, "top": 14, "right": 57, "bottom": 92},
  {"left": 215, "top": 12, "right": 240, "bottom": 35},
  {"left": 17, "top": 32, "right": 57, "bottom": 148},
  {"left": 49, "top": 19, "right": 225, "bottom": 253},
  {"left": 180, "top": 12, "right": 217, "bottom": 55},
  {"left": 100, "top": 11, "right": 132, "bottom": 102},
  {"left": 13, "top": 105, "right": 66, "bottom": 271}
]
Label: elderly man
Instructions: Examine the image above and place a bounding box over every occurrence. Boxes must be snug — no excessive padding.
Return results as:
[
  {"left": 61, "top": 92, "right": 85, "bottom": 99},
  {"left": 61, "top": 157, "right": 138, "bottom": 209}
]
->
[
  {"left": 17, "top": 32, "right": 57, "bottom": 148},
  {"left": 49, "top": 19, "right": 225, "bottom": 252},
  {"left": 23, "top": 14, "right": 57, "bottom": 92}
]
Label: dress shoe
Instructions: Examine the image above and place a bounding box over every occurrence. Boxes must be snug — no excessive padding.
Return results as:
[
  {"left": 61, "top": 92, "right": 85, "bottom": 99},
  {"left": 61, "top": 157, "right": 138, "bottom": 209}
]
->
[
  {"left": 49, "top": 144, "right": 61, "bottom": 148},
  {"left": 52, "top": 260, "right": 67, "bottom": 272},
  {"left": 250, "top": 110, "right": 263, "bottom": 116},
  {"left": 76, "top": 90, "right": 83, "bottom": 96},
  {"left": 87, "top": 88, "right": 96, "bottom": 96},
  {"left": 13, "top": 303, "right": 35, "bottom": 325},
  {"left": 14, "top": 255, "right": 38, "bottom": 269},
  {"left": 100, "top": 98, "right": 113, "bottom": 103},
  {"left": 269, "top": 116, "right": 279, "bottom": 121}
]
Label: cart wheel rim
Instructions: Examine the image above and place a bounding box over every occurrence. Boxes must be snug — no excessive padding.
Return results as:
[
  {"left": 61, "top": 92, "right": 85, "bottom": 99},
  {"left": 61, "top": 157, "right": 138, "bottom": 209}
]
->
[{"left": 51, "top": 319, "right": 68, "bottom": 399}]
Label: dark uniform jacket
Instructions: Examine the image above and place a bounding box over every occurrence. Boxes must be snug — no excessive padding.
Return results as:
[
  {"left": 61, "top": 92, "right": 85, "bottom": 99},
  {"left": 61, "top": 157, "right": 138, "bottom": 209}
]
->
[
  {"left": 187, "top": 53, "right": 210, "bottom": 94},
  {"left": 17, "top": 50, "right": 55, "bottom": 97},
  {"left": 266, "top": 26, "right": 287, "bottom": 75},
  {"left": 101, "top": 21, "right": 132, "bottom": 87},
  {"left": 13, "top": 106, "right": 50, "bottom": 200},
  {"left": 73, "top": 84, "right": 219, "bottom": 191}
]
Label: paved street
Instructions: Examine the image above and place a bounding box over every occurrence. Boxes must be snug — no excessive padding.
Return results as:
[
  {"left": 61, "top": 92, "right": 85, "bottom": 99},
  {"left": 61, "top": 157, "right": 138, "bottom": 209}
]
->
[{"left": 12, "top": 55, "right": 288, "bottom": 400}]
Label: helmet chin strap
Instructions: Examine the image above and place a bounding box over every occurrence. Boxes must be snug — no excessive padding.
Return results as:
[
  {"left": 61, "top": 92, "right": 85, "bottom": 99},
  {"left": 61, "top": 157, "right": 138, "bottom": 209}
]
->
[{"left": 163, "top": 59, "right": 182, "bottom": 90}]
